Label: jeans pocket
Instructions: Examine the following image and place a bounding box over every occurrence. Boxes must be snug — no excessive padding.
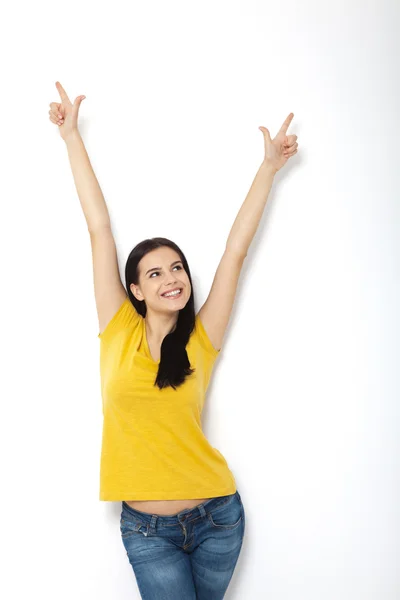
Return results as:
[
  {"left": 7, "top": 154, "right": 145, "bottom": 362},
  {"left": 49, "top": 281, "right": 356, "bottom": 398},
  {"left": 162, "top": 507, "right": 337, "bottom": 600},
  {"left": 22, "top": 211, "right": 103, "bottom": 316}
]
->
[
  {"left": 208, "top": 495, "right": 243, "bottom": 530},
  {"left": 120, "top": 516, "right": 149, "bottom": 539}
]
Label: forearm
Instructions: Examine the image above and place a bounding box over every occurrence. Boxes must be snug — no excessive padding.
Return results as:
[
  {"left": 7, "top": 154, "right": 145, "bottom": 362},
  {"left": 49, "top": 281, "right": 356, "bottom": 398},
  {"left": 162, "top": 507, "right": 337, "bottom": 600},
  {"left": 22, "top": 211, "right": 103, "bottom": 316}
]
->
[
  {"left": 226, "top": 161, "right": 276, "bottom": 257},
  {"left": 64, "top": 131, "right": 111, "bottom": 233}
]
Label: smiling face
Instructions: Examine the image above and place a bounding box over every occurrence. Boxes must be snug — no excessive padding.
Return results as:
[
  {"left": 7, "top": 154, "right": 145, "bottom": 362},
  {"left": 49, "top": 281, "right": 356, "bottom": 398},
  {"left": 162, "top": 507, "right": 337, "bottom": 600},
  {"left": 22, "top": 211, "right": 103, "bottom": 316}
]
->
[{"left": 130, "top": 246, "right": 191, "bottom": 314}]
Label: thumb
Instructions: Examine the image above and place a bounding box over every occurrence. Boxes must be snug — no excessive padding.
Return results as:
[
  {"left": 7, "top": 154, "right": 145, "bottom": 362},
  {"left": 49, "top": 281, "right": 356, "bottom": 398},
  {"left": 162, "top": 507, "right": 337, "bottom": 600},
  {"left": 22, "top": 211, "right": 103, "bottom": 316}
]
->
[
  {"left": 259, "top": 126, "right": 271, "bottom": 141},
  {"left": 72, "top": 95, "right": 86, "bottom": 115}
]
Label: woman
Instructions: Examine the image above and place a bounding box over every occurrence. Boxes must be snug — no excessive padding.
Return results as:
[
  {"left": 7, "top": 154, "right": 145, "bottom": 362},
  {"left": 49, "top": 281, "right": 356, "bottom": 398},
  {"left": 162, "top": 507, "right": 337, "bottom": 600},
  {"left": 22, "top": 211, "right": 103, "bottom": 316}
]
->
[{"left": 48, "top": 81, "right": 298, "bottom": 600}]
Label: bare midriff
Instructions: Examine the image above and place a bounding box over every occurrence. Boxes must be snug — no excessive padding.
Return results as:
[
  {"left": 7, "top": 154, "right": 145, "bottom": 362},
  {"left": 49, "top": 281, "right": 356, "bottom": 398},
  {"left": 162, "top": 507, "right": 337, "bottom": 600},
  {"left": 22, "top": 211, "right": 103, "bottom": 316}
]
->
[{"left": 124, "top": 498, "right": 212, "bottom": 516}]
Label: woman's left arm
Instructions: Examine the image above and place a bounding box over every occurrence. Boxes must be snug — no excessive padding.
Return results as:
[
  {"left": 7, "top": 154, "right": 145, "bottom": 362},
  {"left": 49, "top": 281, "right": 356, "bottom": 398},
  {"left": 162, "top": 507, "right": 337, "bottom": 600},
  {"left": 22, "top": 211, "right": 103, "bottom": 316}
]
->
[
  {"left": 198, "top": 113, "right": 298, "bottom": 351},
  {"left": 226, "top": 113, "right": 298, "bottom": 257}
]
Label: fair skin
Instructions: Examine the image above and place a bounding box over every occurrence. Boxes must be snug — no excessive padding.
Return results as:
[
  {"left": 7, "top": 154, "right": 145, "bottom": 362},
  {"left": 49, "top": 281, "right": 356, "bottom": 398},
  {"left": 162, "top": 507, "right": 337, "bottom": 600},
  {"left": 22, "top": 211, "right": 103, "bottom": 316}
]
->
[{"left": 49, "top": 82, "right": 298, "bottom": 515}]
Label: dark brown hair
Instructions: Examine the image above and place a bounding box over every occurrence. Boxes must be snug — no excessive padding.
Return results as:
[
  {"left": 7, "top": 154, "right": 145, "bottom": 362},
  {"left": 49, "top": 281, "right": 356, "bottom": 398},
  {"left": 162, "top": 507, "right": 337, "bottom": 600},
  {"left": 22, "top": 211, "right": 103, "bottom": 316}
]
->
[{"left": 125, "top": 237, "right": 196, "bottom": 390}]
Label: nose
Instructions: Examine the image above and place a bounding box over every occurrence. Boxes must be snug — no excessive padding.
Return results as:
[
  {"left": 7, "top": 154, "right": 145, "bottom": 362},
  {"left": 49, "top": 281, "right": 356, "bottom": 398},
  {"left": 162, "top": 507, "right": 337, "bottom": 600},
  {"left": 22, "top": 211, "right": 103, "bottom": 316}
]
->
[
  {"left": 165, "top": 270, "right": 178, "bottom": 283},
  {"left": 163, "top": 274, "right": 178, "bottom": 288}
]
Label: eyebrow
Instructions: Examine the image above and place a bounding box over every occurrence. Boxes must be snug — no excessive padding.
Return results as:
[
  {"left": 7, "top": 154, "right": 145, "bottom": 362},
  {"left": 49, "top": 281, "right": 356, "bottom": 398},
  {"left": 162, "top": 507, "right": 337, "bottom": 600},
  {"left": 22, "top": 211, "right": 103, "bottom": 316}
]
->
[{"left": 145, "top": 260, "right": 182, "bottom": 276}]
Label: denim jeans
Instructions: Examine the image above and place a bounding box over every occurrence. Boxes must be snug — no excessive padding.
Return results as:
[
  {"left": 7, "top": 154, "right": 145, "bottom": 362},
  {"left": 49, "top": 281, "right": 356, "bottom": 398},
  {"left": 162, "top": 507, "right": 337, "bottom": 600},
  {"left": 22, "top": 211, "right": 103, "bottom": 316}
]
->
[{"left": 120, "top": 490, "right": 245, "bottom": 599}]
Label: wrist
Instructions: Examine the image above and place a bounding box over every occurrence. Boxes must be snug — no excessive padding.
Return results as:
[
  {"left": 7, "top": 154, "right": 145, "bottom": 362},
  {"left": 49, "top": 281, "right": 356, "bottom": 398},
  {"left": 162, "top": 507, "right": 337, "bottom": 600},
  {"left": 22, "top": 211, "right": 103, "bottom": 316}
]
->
[
  {"left": 262, "top": 160, "right": 278, "bottom": 176},
  {"left": 64, "top": 129, "right": 81, "bottom": 145}
]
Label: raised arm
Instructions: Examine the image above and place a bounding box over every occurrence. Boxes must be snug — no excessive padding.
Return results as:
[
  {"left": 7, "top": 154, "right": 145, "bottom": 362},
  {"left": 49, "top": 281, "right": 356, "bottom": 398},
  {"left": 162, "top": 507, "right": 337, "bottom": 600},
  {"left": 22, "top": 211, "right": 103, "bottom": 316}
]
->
[
  {"left": 198, "top": 114, "right": 299, "bottom": 351},
  {"left": 65, "top": 131, "right": 112, "bottom": 234},
  {"left": 49, "top": 82, "right": 127, "bottom": 332}
]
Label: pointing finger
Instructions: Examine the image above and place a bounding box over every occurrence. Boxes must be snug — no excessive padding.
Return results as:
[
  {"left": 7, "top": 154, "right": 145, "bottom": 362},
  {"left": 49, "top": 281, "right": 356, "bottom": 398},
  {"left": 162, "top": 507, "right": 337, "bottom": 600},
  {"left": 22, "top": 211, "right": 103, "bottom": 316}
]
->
[
  {"left": 279, "top": 113, "right": 294, "bottom": 135},
  {"left": 55, "top": 81, "right": 71, "bottom": 104}
]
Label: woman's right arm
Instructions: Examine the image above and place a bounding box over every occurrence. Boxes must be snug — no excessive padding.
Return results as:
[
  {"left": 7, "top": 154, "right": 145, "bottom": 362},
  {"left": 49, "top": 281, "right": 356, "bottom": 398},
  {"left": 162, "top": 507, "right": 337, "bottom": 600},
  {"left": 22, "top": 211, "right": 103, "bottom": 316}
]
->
[
  {"left": 64, "top": 130, "right": 111, "bottom": 234},
  {"left": 49, "top": 82, "right": 127, "bottom": 331},
  {"left": 64, "top": 131, "right": 128, "bottom": 330}
]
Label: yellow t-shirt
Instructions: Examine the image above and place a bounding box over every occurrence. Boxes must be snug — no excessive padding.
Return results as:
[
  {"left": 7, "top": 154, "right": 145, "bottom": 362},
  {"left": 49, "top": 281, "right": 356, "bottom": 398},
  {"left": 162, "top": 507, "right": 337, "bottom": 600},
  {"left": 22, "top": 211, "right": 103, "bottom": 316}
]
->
[{"left": 97, "top": 296, "right": 237, "bottom": 501}]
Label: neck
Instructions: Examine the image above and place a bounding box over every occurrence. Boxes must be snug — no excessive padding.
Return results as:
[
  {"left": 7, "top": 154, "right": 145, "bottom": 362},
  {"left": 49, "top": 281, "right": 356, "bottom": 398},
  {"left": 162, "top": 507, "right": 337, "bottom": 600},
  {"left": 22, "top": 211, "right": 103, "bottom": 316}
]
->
[{"left": 145, "top": 310, "right": 178, "bottom": 342}]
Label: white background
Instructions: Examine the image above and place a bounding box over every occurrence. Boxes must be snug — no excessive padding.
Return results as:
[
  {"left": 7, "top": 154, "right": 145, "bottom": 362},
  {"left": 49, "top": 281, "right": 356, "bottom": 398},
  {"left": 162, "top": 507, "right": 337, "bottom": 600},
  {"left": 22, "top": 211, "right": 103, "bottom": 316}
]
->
[{"left": 1, "top": 0, "right": 399, "bottom": 598}]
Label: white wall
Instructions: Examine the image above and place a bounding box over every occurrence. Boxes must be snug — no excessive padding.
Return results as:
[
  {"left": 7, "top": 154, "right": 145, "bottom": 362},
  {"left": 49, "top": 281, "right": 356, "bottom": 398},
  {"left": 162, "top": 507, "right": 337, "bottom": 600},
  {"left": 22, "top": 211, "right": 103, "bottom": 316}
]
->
[{"left": 2, "top": 0, "right": 399, "bottom": 598}]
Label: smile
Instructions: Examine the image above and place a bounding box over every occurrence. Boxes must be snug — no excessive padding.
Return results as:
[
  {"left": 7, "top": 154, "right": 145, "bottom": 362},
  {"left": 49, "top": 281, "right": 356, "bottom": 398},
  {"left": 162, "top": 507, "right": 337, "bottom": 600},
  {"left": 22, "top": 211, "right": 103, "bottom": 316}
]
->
[{"left": 161, "top": 288, "right": 183, "bottom": 299}]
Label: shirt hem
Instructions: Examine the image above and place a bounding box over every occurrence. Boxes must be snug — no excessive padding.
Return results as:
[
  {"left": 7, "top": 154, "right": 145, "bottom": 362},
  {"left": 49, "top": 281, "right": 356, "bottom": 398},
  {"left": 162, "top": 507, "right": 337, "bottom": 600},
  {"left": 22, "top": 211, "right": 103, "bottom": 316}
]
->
[{"left": 99, "top": 485, "right": 237, "bottom": 502}]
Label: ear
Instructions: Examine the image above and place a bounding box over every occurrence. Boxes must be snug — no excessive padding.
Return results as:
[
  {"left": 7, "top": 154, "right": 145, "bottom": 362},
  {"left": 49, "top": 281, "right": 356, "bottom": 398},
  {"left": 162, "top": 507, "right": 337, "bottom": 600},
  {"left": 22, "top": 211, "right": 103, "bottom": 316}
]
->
[{"left": 130, "top": 283, "right": 144, "bottom": 302}]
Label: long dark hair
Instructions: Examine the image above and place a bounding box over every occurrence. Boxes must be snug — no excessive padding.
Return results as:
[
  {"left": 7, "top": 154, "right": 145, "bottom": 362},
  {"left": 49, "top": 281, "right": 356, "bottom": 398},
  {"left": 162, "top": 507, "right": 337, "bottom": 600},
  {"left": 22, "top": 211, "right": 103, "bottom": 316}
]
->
[{"left": 125, "top": 237, "right": 196, "bottom": 390}]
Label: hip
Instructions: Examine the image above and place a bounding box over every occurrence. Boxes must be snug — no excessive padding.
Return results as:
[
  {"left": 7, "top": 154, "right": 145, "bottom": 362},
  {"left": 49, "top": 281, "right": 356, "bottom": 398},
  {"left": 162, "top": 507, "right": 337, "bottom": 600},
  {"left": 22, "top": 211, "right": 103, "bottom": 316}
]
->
[
  {"left": 120, "top": 490, "right": 245, "bottom": 542},
  {"left": 120, "top": 491, "right": 245, "bottom": 598}
]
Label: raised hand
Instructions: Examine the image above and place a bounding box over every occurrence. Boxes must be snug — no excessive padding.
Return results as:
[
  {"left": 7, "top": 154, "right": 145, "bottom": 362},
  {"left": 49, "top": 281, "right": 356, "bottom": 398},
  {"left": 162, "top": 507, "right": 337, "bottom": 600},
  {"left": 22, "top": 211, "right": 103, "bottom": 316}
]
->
[
  {"left": 259, "top": 113, "right": 298, "bottom": 173},
  {"left": 48, "top": 81, "right": 86, "bottom": 142}
]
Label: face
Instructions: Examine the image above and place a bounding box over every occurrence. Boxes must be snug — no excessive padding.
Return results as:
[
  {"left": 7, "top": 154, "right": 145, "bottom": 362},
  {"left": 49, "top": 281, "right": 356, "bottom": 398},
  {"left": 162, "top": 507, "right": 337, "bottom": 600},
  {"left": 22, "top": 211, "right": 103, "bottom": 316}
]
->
[{"left": 131, "top": 247, "right": 191, "bottom": 313}]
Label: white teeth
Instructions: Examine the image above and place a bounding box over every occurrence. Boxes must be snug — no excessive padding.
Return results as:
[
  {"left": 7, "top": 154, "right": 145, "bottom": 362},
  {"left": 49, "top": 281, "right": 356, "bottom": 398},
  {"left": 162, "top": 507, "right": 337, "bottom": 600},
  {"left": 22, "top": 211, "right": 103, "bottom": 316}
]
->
[{"left": 162, "top": 289, "right": 182, "bottom": 298}]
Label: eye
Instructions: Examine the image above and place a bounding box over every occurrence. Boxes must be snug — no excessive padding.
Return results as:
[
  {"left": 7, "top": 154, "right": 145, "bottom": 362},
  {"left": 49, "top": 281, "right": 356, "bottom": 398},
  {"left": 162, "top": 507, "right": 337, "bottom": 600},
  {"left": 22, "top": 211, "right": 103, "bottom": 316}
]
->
[{"left": 150, "top": 265, "right": 182, "bottom": 278}]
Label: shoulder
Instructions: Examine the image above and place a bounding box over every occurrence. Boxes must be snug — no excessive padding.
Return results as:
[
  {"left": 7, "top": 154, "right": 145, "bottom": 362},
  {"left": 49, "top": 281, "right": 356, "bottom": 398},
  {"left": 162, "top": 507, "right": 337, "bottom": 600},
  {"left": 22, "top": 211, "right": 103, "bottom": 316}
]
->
[{"left": 98, "top": 296, "right": 142, "bottom": 344}]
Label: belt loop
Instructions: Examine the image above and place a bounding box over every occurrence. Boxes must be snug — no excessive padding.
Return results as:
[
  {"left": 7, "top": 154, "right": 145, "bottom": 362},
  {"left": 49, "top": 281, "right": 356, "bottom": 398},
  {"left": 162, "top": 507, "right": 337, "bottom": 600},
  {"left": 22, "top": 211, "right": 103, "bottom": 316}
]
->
[
  {"left": 149, "top": 514, "right": 158, "bottom": 534},
  {"left": 198, "top": 504, "right": 207, "bottom": 518}
]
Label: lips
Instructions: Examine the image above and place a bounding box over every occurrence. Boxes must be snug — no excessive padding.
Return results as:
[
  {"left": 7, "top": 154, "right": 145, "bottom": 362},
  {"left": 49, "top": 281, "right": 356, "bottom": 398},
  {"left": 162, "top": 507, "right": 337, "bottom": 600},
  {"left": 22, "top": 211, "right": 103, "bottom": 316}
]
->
[{"left": 161, "top": 287, "right": 183, "bottom": 297}]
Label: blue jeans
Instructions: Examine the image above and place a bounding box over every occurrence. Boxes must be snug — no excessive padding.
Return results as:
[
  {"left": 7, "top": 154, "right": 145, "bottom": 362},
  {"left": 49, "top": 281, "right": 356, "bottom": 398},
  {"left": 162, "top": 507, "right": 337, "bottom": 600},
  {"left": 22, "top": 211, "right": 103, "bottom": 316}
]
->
[{"left": 120, "top": 490, "right": 245, "bottom": 599}]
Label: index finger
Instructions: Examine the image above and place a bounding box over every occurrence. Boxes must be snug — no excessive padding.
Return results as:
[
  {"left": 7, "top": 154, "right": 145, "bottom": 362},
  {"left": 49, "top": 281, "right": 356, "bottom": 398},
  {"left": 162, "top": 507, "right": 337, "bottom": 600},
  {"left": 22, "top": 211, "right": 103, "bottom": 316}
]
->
[
  {"left": 279, "top": 113, "right": 294, "bottom": 134},
  {"left": 55, "top": 81, "right": 71, "bottom": 104}
]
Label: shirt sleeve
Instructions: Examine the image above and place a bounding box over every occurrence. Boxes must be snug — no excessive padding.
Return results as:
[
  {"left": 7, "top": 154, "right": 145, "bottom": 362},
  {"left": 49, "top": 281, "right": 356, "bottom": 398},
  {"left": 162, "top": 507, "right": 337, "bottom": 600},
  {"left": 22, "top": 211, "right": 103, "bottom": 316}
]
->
[
  {"left": 97, "top": 296, "right": 142, "bottom": 345},
  {"left": 194, "top": 313, "right": 221, "bottom": 360}
]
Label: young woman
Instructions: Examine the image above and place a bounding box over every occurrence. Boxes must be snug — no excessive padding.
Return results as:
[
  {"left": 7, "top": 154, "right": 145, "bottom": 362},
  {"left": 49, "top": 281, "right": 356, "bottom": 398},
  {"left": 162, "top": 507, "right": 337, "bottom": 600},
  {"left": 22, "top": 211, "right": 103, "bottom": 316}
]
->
[{"left": 48, "top": 81, "right": 298, "bottom": 600}]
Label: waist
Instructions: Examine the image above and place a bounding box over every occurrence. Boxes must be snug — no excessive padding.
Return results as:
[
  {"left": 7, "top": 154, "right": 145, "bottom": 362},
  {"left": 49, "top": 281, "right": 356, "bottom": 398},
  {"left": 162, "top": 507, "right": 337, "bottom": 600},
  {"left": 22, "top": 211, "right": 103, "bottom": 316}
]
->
[
  {"left": 122, "top": 490, "right": 242, "bottom": 522},
  {"left": 123, "top": 498, "right": 211, "bottom": 516}
]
